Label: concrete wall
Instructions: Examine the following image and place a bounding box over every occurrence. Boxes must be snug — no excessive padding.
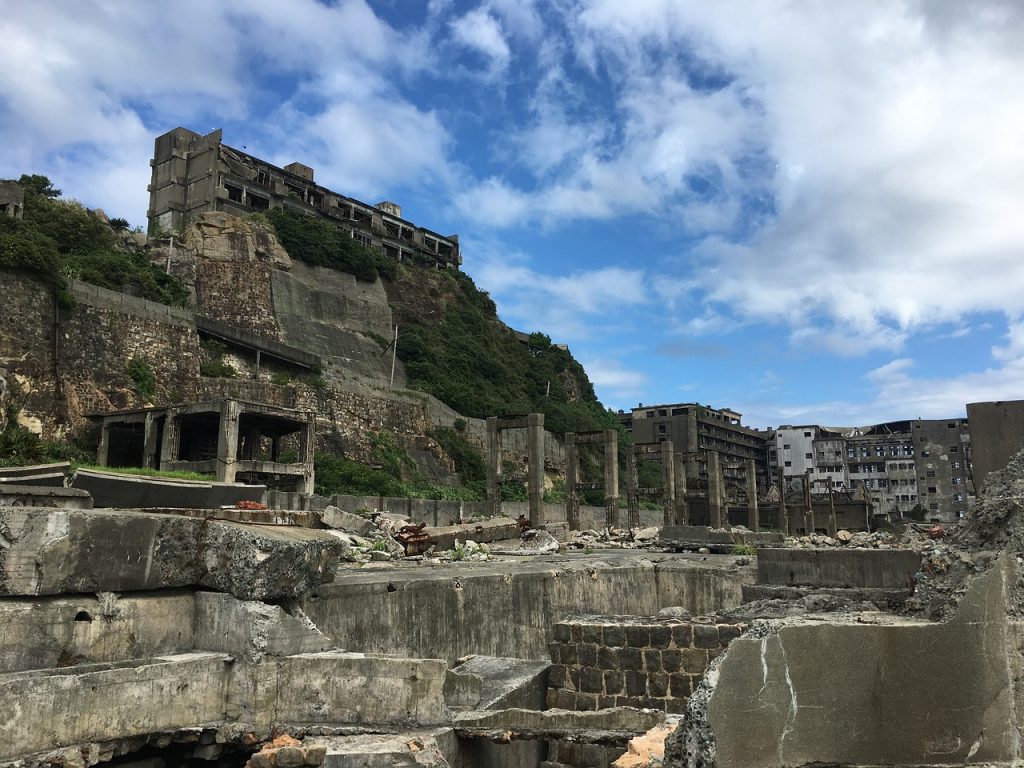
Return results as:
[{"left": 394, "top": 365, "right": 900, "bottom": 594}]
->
[
  {"left": 0, "top": 653, "right": 230, "bottom": 758},
  {"left": 755, "top": 548, "right": 921, "bottom": 589},
  {"left": 968, "top": 400, "right": 1024, "bottom": 491},
  {"left": 0, "top": 592, "right": 195, "bottom": 673},
  {"left": 301, "top": 557, "right": 752, "bottom": 663}
]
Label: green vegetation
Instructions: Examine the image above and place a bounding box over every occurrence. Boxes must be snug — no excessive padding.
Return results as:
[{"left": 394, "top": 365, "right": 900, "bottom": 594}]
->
[
  {"left": 730, "top": 543, "right": 757, "bottom": 556},
  {"left": 395, "top": 269, "right": 619, "bottom": 435},
  {"left": 0, "top": 379, "right": 95, "bottom": 467},
  {"left": 263, "top": 207, "right": 397, "bottom": 282},
  {"left": 271, "top": 372, "right": 291, "bottom": 385},
  {"left": 430, "top": 426, "right": 486, "bottom": 484},
  {"left": 0, "top": 174, "right": 188, "bottom": 307},
  {"left": 199, "top": 339, "right": 237, "bottom": 378},
  {"left": 75, "top": 464, "right": 215, "bottom": 481},
  {"left": 125, "top": 356, "right": 156, "bottom": 399}
]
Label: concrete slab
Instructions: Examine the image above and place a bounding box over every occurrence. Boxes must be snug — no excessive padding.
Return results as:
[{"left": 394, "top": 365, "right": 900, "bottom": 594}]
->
[
  {"left": 755, "top": 547, "right": 920, "bottom": 589},
  {"left": 0, "top": 484, "right": 92, "bottom": 509},
  {"left": 658, "top": 525, "right": 784, "bottom": 553},
  {"left": 70, "top": 469, "right": 265, "bottom": 509},
  {"left": 0, "top": 462, "right": 70, "bottom": 480}
]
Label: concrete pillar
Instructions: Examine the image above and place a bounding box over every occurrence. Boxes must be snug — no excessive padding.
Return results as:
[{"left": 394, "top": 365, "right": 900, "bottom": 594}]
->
[
  {"left": 661, "top": 440, "right": 675, "bottom": 528},
  {"left": 745, "top": 458, "right": 759, "bottom": 532},
  {"left": 216, "top": 400, "right": 241, "bottom": 484},
  {"left": 708, "top": 451, "right": 723, "bottom": 529},
  {"left": 674, "top": 450, "right": 688, "bottom": 525},
  {"left": 603, "top": 429, "right": 619, "bottom": 529},
  {"left": 486, "top": 417, "right": 501, "bottom": 518},
  {"left": 159, "top": 409, "right": 182, "bottom": 472},
  {"left": 827, "top": 476, "right": 838, "bottom": 537},
  {"left": 97, "top": 422, "right": 111, "bottom": 467},
  {"left": 297, "top": 415, "right": 316, "bottom": 495},
  {"left": 627, "top": 448, "right": 639, "bottom": 530},
  {"left": 686, "top": 410, "right": 699, "bottom": 452},
  {"left": 527, "top": 413, "right": 545, "bottom": 528},
  {"left": 803, "top": 471, "right": 814, "bottom": 535},
  {"left": 565, "top": 433, "right": 580, "bottom": 531},
  {"left": 777, "top": 467, "right": 789, "bottom": 535}
]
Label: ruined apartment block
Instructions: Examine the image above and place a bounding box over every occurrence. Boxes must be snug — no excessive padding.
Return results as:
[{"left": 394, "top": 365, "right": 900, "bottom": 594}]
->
[
  {"left": 769, "top": 419, "right": 974, "bottom": 523},
  {"left": 147, "top": 127, "right": 461, "bottom": 269},
  {"left": 0, "top": 180, "right": 24, "bottom": 219}
]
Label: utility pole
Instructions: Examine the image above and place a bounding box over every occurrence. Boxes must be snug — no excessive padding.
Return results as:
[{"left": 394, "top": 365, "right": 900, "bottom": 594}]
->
[{"left": 390, "top": 324, "right": 398, "bottom": 388}]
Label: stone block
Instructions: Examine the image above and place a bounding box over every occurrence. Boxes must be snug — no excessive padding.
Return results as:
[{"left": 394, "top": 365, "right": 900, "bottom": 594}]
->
[
  {"left": 625, "top": 625, "right": 650, "bottom": 648},
  {"left": 553, "top": 623, "right": 571, "bottom": 642},
  {"left": 650, "top": 625, "right": 671, "bottom": 648},
  {"left": 319, "top": 506, "right": 376, "bottom": 536},
  {"left": 670, "top": 673, "right": 692, "bottom": 698},
  {"left": 603, "top": 625, "right": 625, "bottom": 647},
  {"left": 693, "top": 624, "right": 720, "bottom": 649},
  {"left": 604, "top": 671, "right": 624, "bottom": 695},
  {"left": 580, "top": 667, "right": 604, "bottom": 694},
  {"left": 643, "top": 649, "right": 663, "bottom": 673},
  {"left": 662, "top": 649, "right": 682, "bottom": 673},
  {"left": 303, "top": 745, "right": 327, "bottom": 766},
  {"left": 581, "top": 624, "right": 602, "bottom": 644},
  {"left": 597, "top": 646, "right": 617, "bottom": 669},
  {"left": 672, "top": 624, "right": 693, "bottom": 648},
  {"left": 618, "top": 647, "right": 642, "bottom": 671},
  {"left": 275, "top": 747, "right": 304, "bottom": 768},
  {"left": 667, "top": 697, "right": 688, "bottom": 714},
  {"left": 598, "top": 695, "right": 617, "bottom": 709},
  {"left": 560, "top": 644, "right": 577, "bottom": 666},
  {"left": 548, "top": 664, "right": 567, "bottom": 688},
  {"left": 549, "top": 643, "right": 562, "bottom": 664},
  {"left": 649, "top": 673, "right": 669, "bottom": 697},
  {"left": 570, "top": 625, "right": 583, "bottom": 642},
  {"left": 556, "top": 689, "right": 576, "bottom": 709},
  {"left": 681, "top": 648, "right": 708, "bottom": 674},
  {"left": 625, "top": 671, "right": 647, "bottom": 697},
  {"left": 578, "top": 644, "right": 598, "bottom": 667},
  {"left": 575, "top": 694, "right": 598, "bottom": 711}
]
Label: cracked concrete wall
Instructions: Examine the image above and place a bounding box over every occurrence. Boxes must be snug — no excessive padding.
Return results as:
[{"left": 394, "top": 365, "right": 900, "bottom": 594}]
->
[{"left": 666, "top": 557, "right": 1019, "bottom": 767}]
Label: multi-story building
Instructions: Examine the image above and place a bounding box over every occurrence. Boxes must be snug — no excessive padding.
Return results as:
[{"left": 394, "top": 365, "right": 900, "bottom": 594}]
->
[
  {"left": 767, "top": 418, "right": 974, "bottom": 523},
  {"left": 147, "top": 127, "right": 461, "bottom": 269},
  {"left": 618, "top": 403, "right": 770, "bottom": 488}
]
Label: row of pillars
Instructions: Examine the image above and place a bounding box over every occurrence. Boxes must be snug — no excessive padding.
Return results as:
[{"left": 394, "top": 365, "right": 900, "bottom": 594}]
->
[{"left": 777, "top": 468, "right": 840, "bottom": 537}]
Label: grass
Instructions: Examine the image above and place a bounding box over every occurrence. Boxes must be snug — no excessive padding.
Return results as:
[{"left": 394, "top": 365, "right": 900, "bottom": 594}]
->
[{"left": 75, "top": 464, "right": 215, "bottom": 482}]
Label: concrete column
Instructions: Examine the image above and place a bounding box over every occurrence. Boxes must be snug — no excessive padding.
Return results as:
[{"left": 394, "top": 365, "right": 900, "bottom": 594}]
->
[
  {"left": 627, "top": 448, "right": 639, "bottom": 530},
  {"left": 686, "top": 410, "right": 699, "bottom": 452},
  {"left": 527, "top": 413, "right": 545, "bottom": 528},
  {"left": 565, "top": 433, "right": 580, "bottom": 531},
  {"left": 142, "top": 413, "right": 160, "bottom": 469},
  {"left": 297, "top": 415, "right": 316, "bottom": 495},
  {"left": 216, "top": 400, "right": 241, "bottom": 484},
  {"left": 97, "top": 422, "right": 111, "bottom": 467},
  {"left": 708, "top": 451, "right": 724, "bottom": 529},
  {"left": 661, "top": 440, "right": 675, "bottom": 528},
  {"left": 159, "top": 409, "right": 182, "bottom": 472},
  {"left": 827, "top": 476, "right": 838, "bottom": 536},
  {"left": 803, "top": 471, "right": 814, "bottom": 535},
  {"left": 603, "top": 429, "right": 619, "bottom": 529},
  {"left": 486, "top": 417, "right": 501, "bottom": 518},
  {"left": 745, "top": 458, "right": 759, "bottom": 532},
  {"left": 674, "top": 450, "right": 688, "bottom": 525},
  {"left": 777, "top": 467, "right": 789, "bottom": 535}
]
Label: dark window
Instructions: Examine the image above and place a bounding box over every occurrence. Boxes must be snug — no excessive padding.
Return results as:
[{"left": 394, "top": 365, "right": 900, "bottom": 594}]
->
[
  {"left": 225, "top": 184, "right": 243, "bottom": 202},
  {"left": 247, "top": 193, "right": 269, "bottom": 211}
]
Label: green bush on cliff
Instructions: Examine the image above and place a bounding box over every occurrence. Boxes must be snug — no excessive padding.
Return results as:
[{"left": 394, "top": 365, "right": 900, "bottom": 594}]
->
[
  {"left": 0, "top": 174, "right": 188, "bottom": 307},
  {"left": 396, "top": 270, "right": 617, "bottom": 435},
  {"left": 263, "top": 207, "right": 395, "bottom": 283}
]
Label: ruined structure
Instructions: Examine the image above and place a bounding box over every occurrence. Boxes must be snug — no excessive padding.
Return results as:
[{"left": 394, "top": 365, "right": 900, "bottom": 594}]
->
[
  {"left": 96, "top": 398, "right": 316, "bottom": 493},
  {"left": 148, "top": 127, "right": 461, "bottom": 268},
  {"left": 0, "top": 180, "right": 24, "bottom": 219}
]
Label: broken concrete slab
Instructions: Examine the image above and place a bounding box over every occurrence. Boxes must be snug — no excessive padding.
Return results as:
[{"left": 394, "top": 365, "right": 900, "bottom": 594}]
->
[
  {"left": 451, "top": 707, "right": 665, "bottom": 744},
  {"left": 0, "top": 462, "right": 70, "bottom": 485},
  {"left": 198, "top": 522, "right": 344, "bottom": 601},
  {"left": 312, "top": 730, "right": 457, "bottom": 768},
  {"left": 319, "top": 506, "right": 376, "bottom": 536},
  {"left": 193, "top": 592, "right": 332, "bottom": 662},
  {"left": 755, "top": 547, "right": 920, "bottom": 589},
  {"left": 665, "top": 557, "right": 1018, "bottom": 767},
  {"left": 450, "top": 656, "right": 549, "bottom": 710},
  {"left": 658, "top": 525, "right": 783, "bottom": 553},
  {"left": 0, "top": 484, "right": 92, "bottom": 509},
  {"left": 0, "top": 509, "right": 343, "bottom": 600}
]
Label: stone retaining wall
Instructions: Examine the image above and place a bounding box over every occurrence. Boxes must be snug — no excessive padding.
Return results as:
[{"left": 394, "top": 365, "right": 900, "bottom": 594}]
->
[{"left": 547, "top": 616, "right": 746, "bottom": 714}]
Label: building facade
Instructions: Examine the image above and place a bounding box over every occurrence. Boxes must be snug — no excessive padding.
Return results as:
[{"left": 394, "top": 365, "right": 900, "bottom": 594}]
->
[{"left": 147, "top": 127, "right": 461, "bottom": 269}]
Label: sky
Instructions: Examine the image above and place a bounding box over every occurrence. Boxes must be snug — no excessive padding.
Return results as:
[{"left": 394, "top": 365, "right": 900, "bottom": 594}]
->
[{"left": 3, "top": 0, "right": 1024, "bottom": 429}]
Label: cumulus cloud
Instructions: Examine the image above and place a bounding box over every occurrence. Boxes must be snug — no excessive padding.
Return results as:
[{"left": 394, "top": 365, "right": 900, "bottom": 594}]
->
[{"left": 449, "top": 8, "right": 511, "bottom": 77}]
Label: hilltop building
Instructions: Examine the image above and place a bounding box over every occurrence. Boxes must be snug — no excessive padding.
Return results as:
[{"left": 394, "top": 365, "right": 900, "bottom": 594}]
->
[{"left": 147, "top": 127, "right": 461, "bottom": 269}]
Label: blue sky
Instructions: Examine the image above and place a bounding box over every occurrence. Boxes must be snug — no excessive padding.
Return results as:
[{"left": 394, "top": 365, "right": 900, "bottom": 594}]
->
[{"left": 3, "top": 0, "right": 1024, "bottom": 428}]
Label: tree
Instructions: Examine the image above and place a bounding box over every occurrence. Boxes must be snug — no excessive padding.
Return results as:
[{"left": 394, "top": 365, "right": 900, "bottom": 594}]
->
[{"left": 17, "top": 174, "right": 61, "bottom": 199}]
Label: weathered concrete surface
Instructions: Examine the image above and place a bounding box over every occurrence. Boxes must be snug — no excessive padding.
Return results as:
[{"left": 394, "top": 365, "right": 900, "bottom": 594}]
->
[
  {"left": 193, "top": 592, "right": 332, "bottom": 662},
  {"left": 0, "top": 509, "right": 343, "bottom": 600},
  {"left": 666, "top": 558, "right": 1019, "bottom": 767},
  {"left": 317, "top": 730, "right": 457, "bottom": 768},
  {"left": 0, "top": 462, "right": 70, "bottom": 481},
  {"left": 658, "top": 526, "right": 783, "bottom": 552},
  {"left": 451, "top": 707, "right": 664, "bottom": 743},
  {"left": 0, "top": 652, "right": 230, "bottom": 758},
  {"left": 0, "top": 591, "right": 195, "bottom": 673},
  {"left": 70, "top": 469, "right": 265, "bottom": 509},
  {"left": 755, "top": 547, "right": 920, "bottom": 589},
  {"left": 199, "top": 522, "right": 343, "bottom": 600},
  {"left": 230, "top": 652, "right": 448, "bottom": 728},
  {"left": 0, "top": 484, "right": 92, "bottom": 509},
  {"left": 319, "top": 506, "right": 377, "bottom": 536},
  {"left": 302, "top": 554, "right": 752, "bottom": 662}
]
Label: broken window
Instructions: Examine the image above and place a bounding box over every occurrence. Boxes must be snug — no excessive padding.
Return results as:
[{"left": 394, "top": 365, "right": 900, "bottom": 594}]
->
[
  {"left": 256, "top": 170, "right": 272, "bottom": 188},
  {"left": 225, "top": 184, "right": 243, "bottom": 203},
  {"left": 247, "top": 193, "right": 269, "bottom": 211}
]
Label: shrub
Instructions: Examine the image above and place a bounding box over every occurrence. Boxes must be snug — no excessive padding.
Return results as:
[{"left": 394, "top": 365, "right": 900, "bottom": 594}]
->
[{"left": 126, "top": 356, "right": 156, "bottom": 399}]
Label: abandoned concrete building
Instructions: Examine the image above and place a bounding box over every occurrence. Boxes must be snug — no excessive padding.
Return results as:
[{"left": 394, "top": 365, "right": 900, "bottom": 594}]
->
[
  {"left": 769, "top": 419, "right": 974, "bottom": 523},
  {"left": 94, "top": 398, "right": 316, "bottom": 493},
  {"left": 0, "top": 180, "right": 24, "bottom": 219},
  {"left": 147, "top": 127, "right": 461, "bottom": 268}
]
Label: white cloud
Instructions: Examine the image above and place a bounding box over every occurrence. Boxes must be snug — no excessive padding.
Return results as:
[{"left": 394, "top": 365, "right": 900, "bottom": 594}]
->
[
  {"left": 579, "top": 358, "right": 649, "bottom": 405},
  {"left": 449, "top": 8, "right": 511, "bottom": 77}
]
